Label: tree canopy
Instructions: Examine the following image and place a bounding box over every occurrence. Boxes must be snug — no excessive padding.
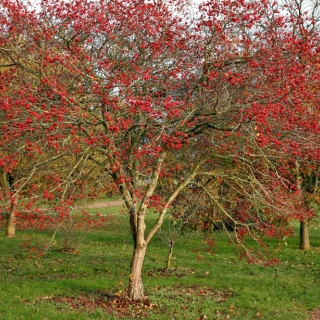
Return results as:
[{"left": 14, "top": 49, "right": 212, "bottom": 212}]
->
[{"left": 0, "top": 0, "right": 319, "bottom": 299}]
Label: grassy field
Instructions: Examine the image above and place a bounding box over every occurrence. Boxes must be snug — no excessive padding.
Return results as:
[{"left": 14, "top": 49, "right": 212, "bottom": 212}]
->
[{"left": 0, "top": 204, "right": 319, "bottom": 319}]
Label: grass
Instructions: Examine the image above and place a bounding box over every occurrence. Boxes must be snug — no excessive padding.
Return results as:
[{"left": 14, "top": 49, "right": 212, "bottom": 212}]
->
[
  {"left": 0, "top": 205, "right": 320, "bottom": 319},
  {"left": 73, "top": 195, "right": 123, "bottom": 206}
]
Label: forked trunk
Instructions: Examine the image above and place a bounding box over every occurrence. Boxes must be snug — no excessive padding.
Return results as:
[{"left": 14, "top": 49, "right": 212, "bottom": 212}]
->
[
  {"left": 299, "top": 218, "right": 310, "bottom": 250},
  {"left": 128, "top": 244, "right": 146, "bottom": 300}
]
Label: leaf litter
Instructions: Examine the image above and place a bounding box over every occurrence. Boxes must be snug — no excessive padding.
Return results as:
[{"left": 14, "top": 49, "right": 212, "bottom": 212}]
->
[{"left": 35, "top": 286, "right": 234, "bottom": 318}]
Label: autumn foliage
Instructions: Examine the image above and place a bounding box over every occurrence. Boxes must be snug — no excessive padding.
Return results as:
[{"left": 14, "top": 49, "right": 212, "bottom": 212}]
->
[{"left": 0, "top": 0, "right": 319, "bottom": 299}]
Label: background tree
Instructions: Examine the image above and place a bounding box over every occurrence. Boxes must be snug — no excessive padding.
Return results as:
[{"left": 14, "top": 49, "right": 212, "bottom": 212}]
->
[{"left": 276, "top": 0, "right": 320, "bottom": 249}]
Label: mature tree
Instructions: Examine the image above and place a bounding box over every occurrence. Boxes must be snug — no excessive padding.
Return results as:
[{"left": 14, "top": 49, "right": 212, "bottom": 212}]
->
[
  {"left": 278, "top": 0, "right": 320, "bottom": 249},
  {"left": 0, "top": 0, "right": 319, "bottom": 300}
]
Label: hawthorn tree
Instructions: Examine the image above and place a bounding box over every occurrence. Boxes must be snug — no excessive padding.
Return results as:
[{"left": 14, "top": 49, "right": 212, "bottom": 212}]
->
[
  {"left": 0, "top": 0, "right": 319, "bottom": 300},
  {"left": 251, "top": 0, "right": 320, "bottom": 250},
  {"left": 285, "top": 0, "right": 320, "bottom": 250},
  {"left": 173, "top": 0, "right": 320, "bottom": 252},
  {"left": 0, "top": 1, "right": 117, "bottom": 237}
]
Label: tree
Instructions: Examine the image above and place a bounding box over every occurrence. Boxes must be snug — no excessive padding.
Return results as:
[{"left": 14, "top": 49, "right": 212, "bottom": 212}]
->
[
  {"left": 278, "top": 0, "right": 320, "bottom": 249},
  {"left": 0, "top": 0, "right": 319, "bottom": 300},
  {"left": 294, "top": 161, "right": 320, "bottom": 250}
]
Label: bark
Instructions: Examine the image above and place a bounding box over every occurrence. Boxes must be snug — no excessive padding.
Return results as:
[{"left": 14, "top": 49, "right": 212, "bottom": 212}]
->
[
  {"left": 5, "top": 173, "right": 17, "bottom": 238},
  {"left": 127, "top": 200, "right": 147, "bottom": 300},
  {"left": 295, "top": 161, "right": 311, "bottom": 250},
  {"left": 166, "top": 238, "right": 174, "bottom": 272},
  {"left": 5, "top": 214, "right": 16, "bottom": 237},
  {"left": 5, "top": 197, "right": 17, "bottom": 238},
  {"left": 128, "top": 243, "right": 146, "bottom": 300},
  {"left": 125, "top": 157, "right": 205, "bottom": 300},
  {"left": 127, "top": 197, "right": 147, "bottom": 300},
  {"left": 299, "top": 218, "right": 310, "bottom": 250}
]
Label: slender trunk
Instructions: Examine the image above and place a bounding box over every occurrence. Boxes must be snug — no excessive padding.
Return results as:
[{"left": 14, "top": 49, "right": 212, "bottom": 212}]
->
[
  {"left": 166, "top": 238, "right": 174, "bottom": 272},
  {"left": 4, "top": 173, "right": 17, "bottom": 237},
  {"left": 299, "top": 218, "right": 310, "bottom": 250},
  {"left": 128, "top": 244, "right": 146, "bottom": 300},
  {"left": 5, "top": 197, "right": 17, "bottom": 238},
  {"left": 295, "top": 161, "right": 311, "bottom": 250}
]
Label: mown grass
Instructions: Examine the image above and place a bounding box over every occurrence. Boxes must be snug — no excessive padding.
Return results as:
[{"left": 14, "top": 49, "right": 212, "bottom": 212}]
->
[{"left": 0, "top": 205, "right": 319, "bottom": 319}]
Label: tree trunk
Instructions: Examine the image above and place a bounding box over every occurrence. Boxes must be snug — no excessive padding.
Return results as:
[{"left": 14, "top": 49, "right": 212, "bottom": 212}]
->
[
  {"left": 127, "top": 203, "right": 147, "bottom": 300},
  {"left": 4, "top": 173, "right": 17, "bottom": 237},
  {"left": 5, "top": 197, "right": 17, "bottom": 238},
  {"left": 299, "top": 218, "right": 310, "bottom": 250},
  {"left": 295, "top": 161, "right": 311, "bottom": 250},
  {"left": 128, "top": 244, "right": 146, "bottom": 300},
  {"left": 5, "top": 213, "right": 16, "bottom": 237},
  {"left": 166, "top": 238, "right": 174, "bottom": 272}
]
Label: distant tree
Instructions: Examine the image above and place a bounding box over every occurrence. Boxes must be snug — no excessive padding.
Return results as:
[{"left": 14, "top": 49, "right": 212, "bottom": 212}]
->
[{"left": 280, "top": 0, "right": 320, "bottom": 249}]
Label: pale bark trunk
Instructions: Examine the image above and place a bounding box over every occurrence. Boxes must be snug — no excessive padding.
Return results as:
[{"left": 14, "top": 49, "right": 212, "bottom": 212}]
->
[
  {"left": 128, "top": 203, "right": 147, "bottom": 300},
  {"left": 123, "top": 154, "right": 202, "bottom": 300},
  {"left": 4, "top": 173, "right": 17, "bottom": 237},
  {"left": 5, "top": 197, "right": 17, "bottom": 238},
  {"left": 128, "top": 244, "right": 146, "bottom": 300},
  {"left": 5, "top": 213, "right": 16, "bottom": 237},
  {"left": 299, "top": 218, "right": 310, "bottom": 250}
]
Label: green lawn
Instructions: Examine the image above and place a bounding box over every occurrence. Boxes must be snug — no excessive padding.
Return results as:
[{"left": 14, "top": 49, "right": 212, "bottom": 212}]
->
[{"left": 0, "top": 206, "right": 319, "bottom": 319}]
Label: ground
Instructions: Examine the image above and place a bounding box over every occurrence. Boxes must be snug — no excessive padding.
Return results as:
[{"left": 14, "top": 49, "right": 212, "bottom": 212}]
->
[
  {"left": 76, "top": 200, "right": 124, "bottom": 209},
  {"left": 309, "top": 309, "right": 320, "bottom": 320},
  {"left": 80, "top": 199, "right": 320, "bottom": 320}
]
